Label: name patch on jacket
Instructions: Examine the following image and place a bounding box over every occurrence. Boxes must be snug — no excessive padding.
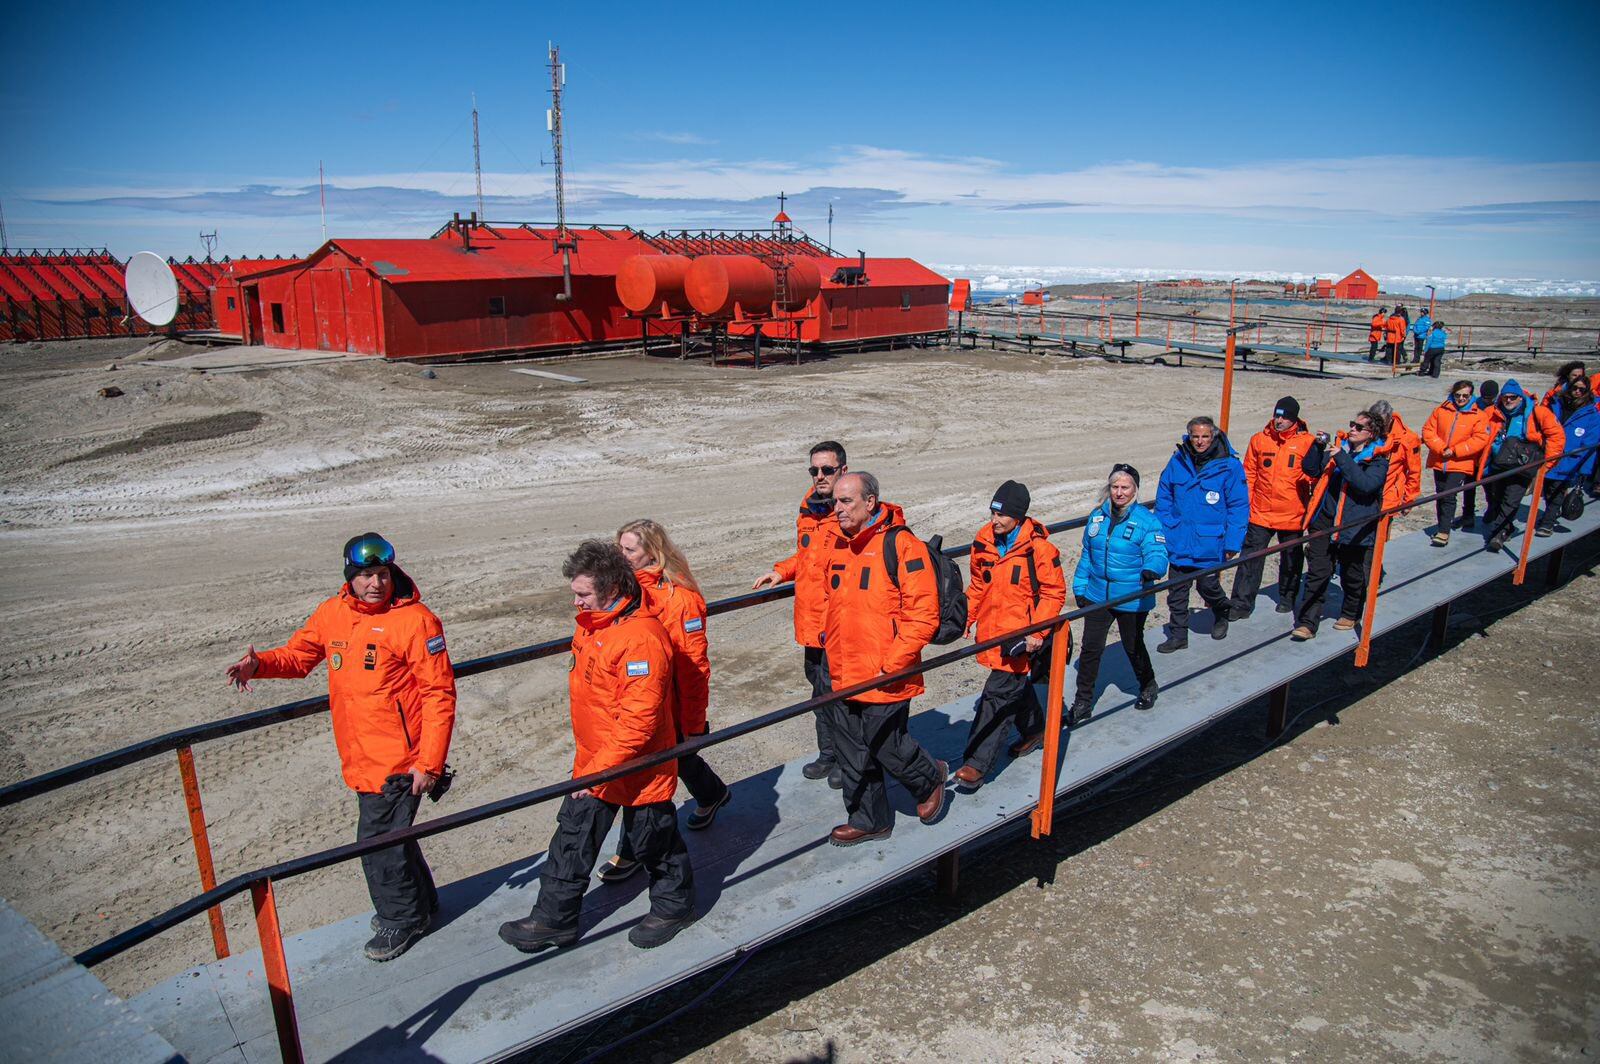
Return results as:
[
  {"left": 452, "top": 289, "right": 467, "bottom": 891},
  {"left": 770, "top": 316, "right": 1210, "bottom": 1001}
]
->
[
  {"left": 626, "top": 660, "right": 651, "bottom": 677},
  {"left": 426, "top": 635, "right": 447, "bottom": 655},
  {"left": 684, "top": 617, "right": 704, "bottom": 633},
  {"left": 1205, "top": 490, "right": 1221, "bottom": 505}
]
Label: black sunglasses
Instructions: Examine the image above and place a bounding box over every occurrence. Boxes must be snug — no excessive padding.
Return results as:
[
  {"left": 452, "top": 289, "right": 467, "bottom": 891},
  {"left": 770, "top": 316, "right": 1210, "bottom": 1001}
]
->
[
  {"left": 1349, "top": 420, "right": 1372, "bottom": 431},
  {"left": 808, "top": 464, "right": 839, "bottom": 477}
]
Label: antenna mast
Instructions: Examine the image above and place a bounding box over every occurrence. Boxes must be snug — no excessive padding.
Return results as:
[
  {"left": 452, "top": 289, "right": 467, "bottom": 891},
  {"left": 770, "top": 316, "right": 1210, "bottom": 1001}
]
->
[
  {"left": 471, "top": 92, "right": 485, "bottom": 222},
  {"left": 547, "top": 42, "right": 575, "bottom": 300},
  {"left": 199, "top": 230, "right": 218, "bottom": 261},
  {"left": 0, "top": 196, "right": 8, "bottom": 253},
  {"left": 319, "top": 161, "right": 327, "bottom": 242}
]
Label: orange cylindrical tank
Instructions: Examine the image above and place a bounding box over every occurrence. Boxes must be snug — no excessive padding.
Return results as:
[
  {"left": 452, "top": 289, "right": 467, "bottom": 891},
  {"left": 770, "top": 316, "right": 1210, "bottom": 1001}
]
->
[
  {"left": 685, "top": 255, "right": 776, "bottom": 318},
  {"left": 777, "top": 259, "right": 822, "bottom": 310},
  {"left": 615, "top": 254, "right": 692, "bottom": 315}
]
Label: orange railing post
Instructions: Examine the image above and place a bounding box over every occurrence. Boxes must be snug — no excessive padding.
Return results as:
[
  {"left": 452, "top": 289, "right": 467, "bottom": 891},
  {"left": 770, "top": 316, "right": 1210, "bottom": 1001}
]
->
[
  {"left": 177, "top": 744, "right": 230, "bottom": 959},
  {"left": 251, "top": 879, "right": 305, "bottom": 1064},
  {"left": 1030, "top": 619, "right": 1072, "bottom": 839},
  {"left": 1512, "top": 461, "right": 1550, "bottom": 585},
  {"left": 1219, "top": 329, "right": 1237, "bottom": 434},
  {"left": 1134, "top": 282, "right": 1142, "bottom": 337},
  {"left": 1353, "top": 516, "right": 1392, "bottom": 667}
]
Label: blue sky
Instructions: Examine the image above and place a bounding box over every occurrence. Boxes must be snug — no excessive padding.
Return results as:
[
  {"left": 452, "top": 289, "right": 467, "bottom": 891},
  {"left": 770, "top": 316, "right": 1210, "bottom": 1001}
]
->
[{"left": 4, "top": 1, "right": 1598, "bottom": 287}]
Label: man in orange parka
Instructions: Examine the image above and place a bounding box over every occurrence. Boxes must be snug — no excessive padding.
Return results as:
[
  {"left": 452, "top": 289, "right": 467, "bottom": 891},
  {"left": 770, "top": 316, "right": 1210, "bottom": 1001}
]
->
[
  {"left": 1384, "top": 310, "right": 1407, "bottom": 366},
  {"left": 1228, "top": 396, "right": 1316, "bottom": 619},
  {"left": 1368, "top": 307, "right": 1388, "bottom": 360},
  {"left": 499, "top": 540, "right": 694, "bottom": 952},
  {"left": 1421, "top": 380, "right": 1494, "bottom": 545},
  {"left": 821, "top": 472, "right": 948, "bottom": 845},
  {"left": 226, "top": 532, "right": 456, "bottom": 962},
  {"left": 754, "top": 440, "right": 848, "bottom": 787},
  {"left": 954, "top": 481, "right": 1065, "bottom": 791}
]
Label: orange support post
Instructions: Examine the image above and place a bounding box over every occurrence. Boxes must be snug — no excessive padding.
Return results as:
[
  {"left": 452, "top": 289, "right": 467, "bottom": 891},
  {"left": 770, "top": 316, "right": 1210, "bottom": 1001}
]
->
[
  {"left": 1334, "top": 323, "right": 1341, "bottom": 353},
  {"left": 1512, "top": 461, "right": 1550, "bottom": 586},
  {"left": 1030, "top": 619, "right": 1072, "bottom": 839},
  {"left": 1353, "top": 516, "right": 1392, "bottom": 667},
  {"left": 1219, "top": 330, "right": 1237, "bottom": 434},
  {"left": 1134, "top": 282, "right": 1142, "bottom": 337},
  {"left": 1304, "top": 323, "right": 1312, "bottom": 360},
  {"left": 251, "top": 879, "right": 305, "bottom": 1064},
  {"left": 177, "top": 744, "right": 229, "bottom": 959},
  {"left": 1165, "top": 320, "right": 1172, "bottom": 350}
]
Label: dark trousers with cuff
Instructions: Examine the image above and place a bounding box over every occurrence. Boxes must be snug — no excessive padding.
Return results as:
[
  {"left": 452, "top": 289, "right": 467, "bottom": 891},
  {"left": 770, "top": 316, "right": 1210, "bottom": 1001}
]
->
[
  {"left": 1296, "top": 526, "right": 1372, "bottom": 632},
  {"left": 803, "top": 646, "right": 839, "bottom": 765},
  {"left": 531, "top": 793, "right": 694, "bottom": 930},
  {"left": 963, "top": 669, "right": 1042, "bottom": 776},
  {"left": 1074, "top": 606, "right": 1154, "bottom": 705},
  {"left": 1368, "top": 340, "right": 1380, "bottom": 359},
  {"left": 1433, "top": 470, "right": 1471, "bottom": 530},
  {"left": 1538, "top": 479, "right": 1573, "bottom": 530},
  {"left": 1419, "top": 347, "right": 1445, "bottom": 378},
  {"left": 1166, "top": 563, "right": 1229, "bottom": 634},
  {"left": 1412, "top": 335, "right": 1425, "bottom": 360},
  {"left": 828, "top": 698, "right": 941, "bottom": 833},
  {"left": 358, "top": 775, "right": 437, "bottom": 930},
  {"left": 615, "top": 735, "right": 727, "bottom": 861},
  {"left": 1228, "top": 523, "right": 1303, "bottom": 617},
  {"left": 1485, "top": 471, "right": 1534, "bottom": 542}
]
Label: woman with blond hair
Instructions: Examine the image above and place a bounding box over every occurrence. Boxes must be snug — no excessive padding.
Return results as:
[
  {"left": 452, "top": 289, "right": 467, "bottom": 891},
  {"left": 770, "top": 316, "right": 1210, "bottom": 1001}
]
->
[{"left": 598, "top": 519, "right": 730, "bottom": 883}]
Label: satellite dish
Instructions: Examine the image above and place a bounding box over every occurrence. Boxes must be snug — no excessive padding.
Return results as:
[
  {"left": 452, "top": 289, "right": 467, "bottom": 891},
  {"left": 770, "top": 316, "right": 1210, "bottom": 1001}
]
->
[{"left": 125, "top": 251, "right": 180, "bottom": 326}]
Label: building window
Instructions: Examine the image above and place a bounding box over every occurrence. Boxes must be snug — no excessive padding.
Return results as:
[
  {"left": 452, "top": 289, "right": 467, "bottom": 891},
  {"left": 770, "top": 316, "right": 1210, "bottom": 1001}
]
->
[
  {"left": 900, "top": 291, "right": 912, "bottom": 311},
  {"left": 227, "top": 296, "right": 237, "bottom": 310},
  {"left": 270, "top": 303, "right": 285, "bottom": 332},
  {"left": 488, "top": 296, "right": 506, "bottom": 316}
]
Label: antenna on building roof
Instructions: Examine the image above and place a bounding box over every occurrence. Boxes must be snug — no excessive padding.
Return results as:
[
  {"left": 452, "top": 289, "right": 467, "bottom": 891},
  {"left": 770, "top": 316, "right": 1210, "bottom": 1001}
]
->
[
  {"left": 319, "top": 161, "right": 327, "bottom": 243},
  {"left": 199, "top": 230, "right": 218, "bottom": 261},
  {"left": 547, "top": 42, "right": 575, "bottom": 301},
  {"left": 471, "top": 92, "right": 485, "bottom": 223},
  {"left": 0, "top": 196, "right": 8, "bottom": 253}
]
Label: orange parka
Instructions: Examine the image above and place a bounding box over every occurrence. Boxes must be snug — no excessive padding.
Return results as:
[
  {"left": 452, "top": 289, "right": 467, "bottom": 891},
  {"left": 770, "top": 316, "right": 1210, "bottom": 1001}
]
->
[
  {"left": 1241, "top": 418, "right": 1317, "bottom": 530},
  {"left": 568, "top": 596, "right": 677, "bottom": 806},
  {"left": 820, "top": 502, "right": 940, "bottom": 704},
  {"left": 1422, "top": 399, "right": 1493, "bottom": 474},
  {"left": 636, "top": 565, "right": 711, "bottom": 736},
  {"left": 772, "top": 491, "right": 836, "bottom": 648},
  {"left": 1368, "top": 312, "right": 1386, "bottom": 343},
  {"left": 965, "top": 518, "right": 1066, "bottom": 673},
  {"left": 1384, "top": 314, "right": 1407, "bottom": 345},
  {"left": 1385, "top": 412, "right": 1423, "bottom": 504},
  {"left": 255, "top": 572, "right": 456, "bottom": 794}
]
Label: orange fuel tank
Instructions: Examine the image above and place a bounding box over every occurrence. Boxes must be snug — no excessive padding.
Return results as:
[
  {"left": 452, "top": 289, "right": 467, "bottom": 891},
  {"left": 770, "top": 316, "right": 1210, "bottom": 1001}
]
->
[
  {"left": 615, "top": 254, "right": 693, "bottom": 315},
  {"left": 777, "top": 259, "right": 822, "bottom": 310},
  {"left": 685, "top": 255, "right": 774, "bottom": 318}
]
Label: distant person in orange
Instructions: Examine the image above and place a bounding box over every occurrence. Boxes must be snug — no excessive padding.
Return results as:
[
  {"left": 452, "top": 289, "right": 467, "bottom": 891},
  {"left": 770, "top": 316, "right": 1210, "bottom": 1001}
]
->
[
  {"left": 226, "top": 533, "right": 456, "bottom": 963},
  {"left": 821, "top": 472, "right": 948, "bottom": 845},
  {"left": 955, "top": 480, "right": 1065, "bottom": 790},
  {"left": 498, "top": 540, "right": 694, "bottom": 953},
  {"left": 1228, "top": 397, "right": 1315, "bottom": 618},
  {"left": 1368, "top": 307, "right": 1388, "bottom": 361},
  {"left": 1421, "top": 380, "right": 1493, "bottom": 546},
  {"left": 597, "top": 519, "right": 729, "bottom": 884},
  {"left": 753, "top": 440, "right": 849, "bottom": 789},
  {"left": 1384, "top": 309, "right": 1407, "bottom": 365}
]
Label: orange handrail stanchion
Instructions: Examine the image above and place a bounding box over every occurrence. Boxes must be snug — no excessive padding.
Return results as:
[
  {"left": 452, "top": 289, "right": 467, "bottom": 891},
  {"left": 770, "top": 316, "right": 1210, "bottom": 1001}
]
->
[
  {"left": 1513, "top": 461, "right": 1550, "bottom": 585},
  {"left": 1219, "top": 329, "right": 1237, "bottom": 434},
  {"left": 1353, "top": 516, "right": 1392, "bottom": 667},
  {"left": 1030, "top": 620, "right": 1073, "bottom": 840},
  {"left": 1134, "top": 282, "right": 1142, "bottom": 337},
  {"left": 1304, "top": 323, "right": 1311, "bottom": 360},
  {"left": 1334, "top": 323, "right": 1340, "bottom": 353},
  {"left": 176, "top": 745, "right": 230, "bottom": 960},
  {"left": 251, "top": 879, "right": 305, "bottom": 1064},
  {"left": 1165, "top": 320, "right": 1172, "bottom": 349}
]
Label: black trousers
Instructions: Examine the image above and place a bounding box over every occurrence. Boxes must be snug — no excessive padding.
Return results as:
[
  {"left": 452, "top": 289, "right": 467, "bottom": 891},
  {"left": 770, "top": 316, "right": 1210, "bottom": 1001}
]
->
[
  {"left": 828, "top": 698, "right": 941, "bottom": 833},
  {"left": 1538, "top": 479, "right": 1573, "bottom": 530},
  {"left": 1412, "top": 335, "right": 1425, "bottom": 360},
  {"left": 615, "top": 736, "right": 727, "bottom": 861},
  {"left": 1485, "top": 471, "right": 1534, "bottom": 541},
  {"left": 1166, "top": 563, "right": 1229, "bottom": 632},
  {"left": 1433, "top": 469, "right": 1471, "bottom": 530},
  {"left": 358, "top": 776, "right": 437, "bottom": 930},
  {"left": 1368, "top": 340, "right": 1380, "bottom": 359},
  {"left": 803, "top": 646, "right": 838, "bottom": 764},
  {"left": 963, "top": 669, "right": 1042, "bottom": 776},
  {"left": 1228, "top": 523, "right": 1303, "bottom": 617},
  {"left": 1387, "top": 341, "right": 1402, "bottom": 365},
  {"left": 1074, "top": 606, "right": 1153, "bottom": 704},
  {"left": 1296, "top": 528, "right": 1372, "bottom": 631},
  {"left": 531, "top": 794, "right": 694, "bottom": 929},
  {"left": 1419, "top": 347, "right": 1445, "bottom": 377}
]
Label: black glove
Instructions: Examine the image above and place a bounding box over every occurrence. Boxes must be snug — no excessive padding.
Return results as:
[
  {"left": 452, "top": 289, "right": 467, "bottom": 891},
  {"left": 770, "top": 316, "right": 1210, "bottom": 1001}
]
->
[{"left": 1140, "top": 570, "right": 1162, "bottom": 583}]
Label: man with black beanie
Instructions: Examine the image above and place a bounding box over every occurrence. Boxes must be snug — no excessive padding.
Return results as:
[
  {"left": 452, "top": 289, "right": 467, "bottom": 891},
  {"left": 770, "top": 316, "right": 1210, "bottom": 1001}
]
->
[
  {"left": 1459, "top": 380, "right": 1499, "bottom": 529},
  {"left": 226, "top": 533, "right": 457, "bottom": 962},
  {"left": 1229, "top": 397, "right": 1319, "bottom": 619}
]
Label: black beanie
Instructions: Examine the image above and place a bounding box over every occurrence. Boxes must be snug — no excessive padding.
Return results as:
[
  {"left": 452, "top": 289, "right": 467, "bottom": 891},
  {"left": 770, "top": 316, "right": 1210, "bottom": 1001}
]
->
[
  {"left": 1274, "top": 396, "right": 1300, "bottom": 422},
  {"left": 1479, "top": 379, "right": 1500, "bottom": 402},
  {"left": 990, "top": 480, "right": 1030, "bottom": 519}
]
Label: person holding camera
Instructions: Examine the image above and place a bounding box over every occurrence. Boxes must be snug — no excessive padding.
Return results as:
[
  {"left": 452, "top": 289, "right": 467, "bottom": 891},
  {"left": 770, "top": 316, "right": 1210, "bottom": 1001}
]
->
[
  {"left": 1536, "top": 375, "right": 1598, "bottom": 536},
  {"left": 1479, "top": 380, "right": 1565, "bottom": 553},
  {"left": 226, "top": 533, "right": 457, "bottom": 962}
]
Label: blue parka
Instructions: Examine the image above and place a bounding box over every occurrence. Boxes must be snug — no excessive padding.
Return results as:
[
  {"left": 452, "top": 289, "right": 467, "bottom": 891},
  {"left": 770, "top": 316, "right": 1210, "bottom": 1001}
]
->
[
  {"left": 1073, "top": 501, "right": 1170, "bottom": 613},
  {"left": 1411, "top": 313, "right": 1432, "bottom": 339},
  {"left": 1425, "top": 323, "right": 1447, "bottom": 352},
  {"left": 1547, "top": 397, "right": 1600, "bottom": 483},
  {"left": 1155, "top": 433, "right": 1250, "bottom": 567}
]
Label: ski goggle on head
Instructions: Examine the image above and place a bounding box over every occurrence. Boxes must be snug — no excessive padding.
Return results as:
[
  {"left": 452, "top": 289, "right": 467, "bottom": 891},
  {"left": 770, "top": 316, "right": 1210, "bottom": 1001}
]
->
[{"left": 344, "top": 533, "right": 396, "bottom": 570}]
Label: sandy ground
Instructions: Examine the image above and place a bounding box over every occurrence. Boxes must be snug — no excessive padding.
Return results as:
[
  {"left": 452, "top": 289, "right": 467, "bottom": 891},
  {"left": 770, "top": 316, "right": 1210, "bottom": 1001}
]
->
[{"left": 0, "top": 328, "right": 1594, "bottom": 1058}]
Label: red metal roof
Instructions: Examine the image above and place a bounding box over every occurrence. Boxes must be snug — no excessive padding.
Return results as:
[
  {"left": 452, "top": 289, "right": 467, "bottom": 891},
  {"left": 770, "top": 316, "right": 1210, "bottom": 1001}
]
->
[
  {"left": 816, "top": 257, "right": 949, "bottom": 288},
  {"left": 279, "top": 230, "right": 661, "bottom": 285}
]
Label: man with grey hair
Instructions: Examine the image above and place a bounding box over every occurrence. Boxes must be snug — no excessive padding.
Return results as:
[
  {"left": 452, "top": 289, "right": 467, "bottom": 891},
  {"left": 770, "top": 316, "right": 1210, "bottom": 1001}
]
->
[
  {"left": 820, "top": 472, "right": 948, "bottom": 845},
  {"left": 1155, "top": 416, "right": 1249, "bottom": 652}
]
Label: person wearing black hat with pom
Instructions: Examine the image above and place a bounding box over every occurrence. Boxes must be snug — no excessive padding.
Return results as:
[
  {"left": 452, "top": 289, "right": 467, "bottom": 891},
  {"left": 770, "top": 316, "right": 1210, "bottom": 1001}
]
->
[{"left": 1229, "top": 397, "right": 1318, "bottom": 619}]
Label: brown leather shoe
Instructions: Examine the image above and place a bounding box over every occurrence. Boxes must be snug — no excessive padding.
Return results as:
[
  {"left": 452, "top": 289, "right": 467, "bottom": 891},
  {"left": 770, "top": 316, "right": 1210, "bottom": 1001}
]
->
[
  {"left": 917, "top": 761, "right": 949, "bottom": 824},
  {"left": 829, "top": 823, "right": 891, "bottom": 847},
  {"left": 953, "top": 764, "right": 984, "bottom": 791},
  {"left": 1009, "top": 732, "right": 1045, "bottom": 758},
  {"left": 1332, "top": 616, "right": 1356, "bottom": 631},
  {"left": 1290, "top": 625, "right": 1315, "bottom": 641}
]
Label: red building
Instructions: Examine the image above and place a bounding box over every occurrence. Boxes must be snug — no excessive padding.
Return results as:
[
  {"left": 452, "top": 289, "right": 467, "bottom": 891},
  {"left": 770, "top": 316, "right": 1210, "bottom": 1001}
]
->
[
  {"left": 1334, "top": 268, "right": 1379, "bottom": 301},
  {"left": 0, "top": 251, "right": 224, "bottom": 341},
  {"left": 211, "top": 258, "right": 302, "bottom": 340}
]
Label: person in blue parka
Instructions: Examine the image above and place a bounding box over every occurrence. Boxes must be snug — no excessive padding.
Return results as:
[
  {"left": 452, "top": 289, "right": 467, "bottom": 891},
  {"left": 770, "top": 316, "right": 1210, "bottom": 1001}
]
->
[
  {"left": 1155, "top": 415, "right": 1249, "bottom": 653},
  {"left": 1537, "top": 373, "right": 1600, "bottom": 535},
  {"left": 1410, "top": 310, "right": 1432, "bottom": 363},
  {"left": 1072, "top": 464, "right": 1168, "bottom": 724}
]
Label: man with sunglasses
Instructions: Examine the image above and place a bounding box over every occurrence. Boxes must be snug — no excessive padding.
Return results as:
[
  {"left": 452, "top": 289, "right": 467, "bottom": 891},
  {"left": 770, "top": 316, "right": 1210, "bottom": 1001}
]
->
[
  {"left": 1422, "top": 380, "right": 1493, "bottom": 546},
  {"left": 226, "top": 533, "right": 456, "bottom": 962},
  {"left": 1536, "top": 374, "right": 1599, "bottom": 536},
  {"left": 1229, "top": 397, "right": 1315, "bottom": 619},
  {"left": 1291, "top": 413, "right": 1387, "bottom": 640},
  {"left": 754, "top": 440, "right": 849, "bottom": 787}
]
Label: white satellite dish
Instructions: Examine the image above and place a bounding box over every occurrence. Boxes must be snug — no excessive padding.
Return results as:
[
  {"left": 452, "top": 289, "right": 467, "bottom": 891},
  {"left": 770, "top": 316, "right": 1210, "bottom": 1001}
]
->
[{"left": 125, "top": 251, "right": 180, "bottom": 326}]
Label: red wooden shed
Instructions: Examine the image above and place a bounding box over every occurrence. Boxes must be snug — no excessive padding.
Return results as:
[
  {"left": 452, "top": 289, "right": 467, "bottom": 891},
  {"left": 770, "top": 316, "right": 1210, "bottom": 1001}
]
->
[{"left": 1334, "top": 268, "right": 1379, "bottom": 301}]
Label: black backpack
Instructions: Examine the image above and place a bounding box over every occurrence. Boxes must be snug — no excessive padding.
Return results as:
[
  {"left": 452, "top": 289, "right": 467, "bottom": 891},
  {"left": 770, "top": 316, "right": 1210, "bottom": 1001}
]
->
[{"left": 883, "top": 526, "right": 968, "bottom": 645}]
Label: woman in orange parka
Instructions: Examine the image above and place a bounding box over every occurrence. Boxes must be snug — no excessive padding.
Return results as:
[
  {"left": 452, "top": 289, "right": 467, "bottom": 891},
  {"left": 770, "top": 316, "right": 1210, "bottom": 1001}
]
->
[
  {"left": 499, "top": 540, "right": 694, "bottom": 953},
  {"left": 1421, "top": 380, "right": 1494, "bottom": 545},
  {"left": 226, "top": 532, "right": 456, "bottom": 962},
  {"left": 595, "top": 519, "right": 730, "bottom": 884},
  {"left": 1368, "top": 307, "right": 1388, "bottom": 360},
  {"left": 955, "top": 480, "right": 1066, "bottom": 791},
  {"left": 1384, "top": 311, "right": 1408, "bottom": 365}
]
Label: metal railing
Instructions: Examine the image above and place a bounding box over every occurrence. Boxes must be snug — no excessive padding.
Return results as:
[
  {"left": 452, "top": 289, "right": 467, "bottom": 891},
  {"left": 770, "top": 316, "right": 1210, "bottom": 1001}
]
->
[{"left": 63, "top": 440, "right": 1598, "bottom": 1064}]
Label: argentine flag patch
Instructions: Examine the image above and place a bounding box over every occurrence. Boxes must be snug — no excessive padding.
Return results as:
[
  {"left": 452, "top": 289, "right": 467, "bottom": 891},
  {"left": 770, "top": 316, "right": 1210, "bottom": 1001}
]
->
[
  {"left": 426, "top": 635, "right": 446, "bottom": 655},
  {"left": 626, "top": 660, "right": 651, "bottom": 677},
  {"left": 684, "top": 617, "right": 704, "bottom": 633}
]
